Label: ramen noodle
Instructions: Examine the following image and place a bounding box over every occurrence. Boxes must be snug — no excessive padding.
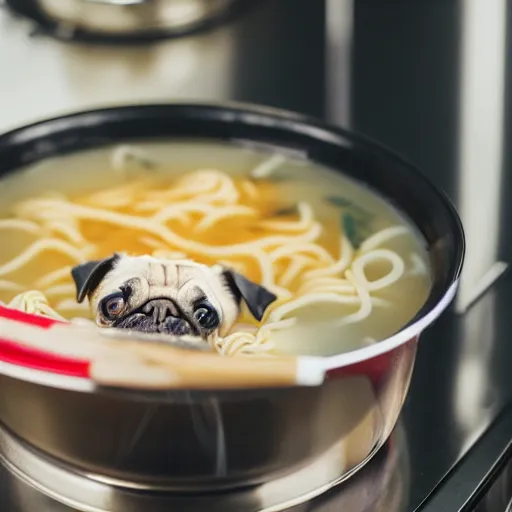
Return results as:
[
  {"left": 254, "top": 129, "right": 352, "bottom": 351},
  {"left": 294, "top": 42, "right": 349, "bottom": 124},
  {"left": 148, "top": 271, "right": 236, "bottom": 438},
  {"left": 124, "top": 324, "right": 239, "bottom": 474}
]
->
[{"left": 0, "top": 141, "right": 431, "bottom": 357}]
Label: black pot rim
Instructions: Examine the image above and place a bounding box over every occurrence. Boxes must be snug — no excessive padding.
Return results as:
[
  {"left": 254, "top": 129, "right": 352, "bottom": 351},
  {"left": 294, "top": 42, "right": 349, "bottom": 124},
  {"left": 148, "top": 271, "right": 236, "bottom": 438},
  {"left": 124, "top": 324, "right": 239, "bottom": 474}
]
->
[{"left": 0, "top": 101, "right": 465, "bottom": 379}]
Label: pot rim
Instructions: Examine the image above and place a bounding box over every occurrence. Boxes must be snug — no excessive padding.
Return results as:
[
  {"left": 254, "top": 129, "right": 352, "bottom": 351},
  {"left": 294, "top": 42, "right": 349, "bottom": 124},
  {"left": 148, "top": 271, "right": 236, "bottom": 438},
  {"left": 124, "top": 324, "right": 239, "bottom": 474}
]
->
[{"left": 0, "top": 101, "right": 465, "bottom": 391}]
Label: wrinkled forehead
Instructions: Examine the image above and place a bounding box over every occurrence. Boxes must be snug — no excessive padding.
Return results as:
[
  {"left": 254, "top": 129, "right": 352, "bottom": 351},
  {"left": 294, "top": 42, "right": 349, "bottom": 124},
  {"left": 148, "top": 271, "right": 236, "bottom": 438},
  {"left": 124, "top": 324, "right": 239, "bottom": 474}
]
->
[{"left": 96, "top": 255, "right": 227, "bottom": 300}]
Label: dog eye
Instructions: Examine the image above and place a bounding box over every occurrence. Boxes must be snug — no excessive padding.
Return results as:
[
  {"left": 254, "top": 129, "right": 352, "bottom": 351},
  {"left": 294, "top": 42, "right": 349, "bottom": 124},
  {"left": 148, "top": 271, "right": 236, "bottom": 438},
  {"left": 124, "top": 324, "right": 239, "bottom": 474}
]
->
[
  {"left": 100, "top": 292, "right": 126, "bottom": 320},
  {"left": 193, "top": 303, "right": 219, "bottom": 330}
]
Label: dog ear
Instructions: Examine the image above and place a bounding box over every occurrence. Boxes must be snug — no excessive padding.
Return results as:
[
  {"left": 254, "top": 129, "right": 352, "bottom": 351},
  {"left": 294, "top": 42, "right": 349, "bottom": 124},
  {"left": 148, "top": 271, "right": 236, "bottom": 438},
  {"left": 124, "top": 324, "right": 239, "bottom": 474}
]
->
[
  {"left": 223, "top": 270, "right": 277, "bottom": 321},
  {"left": 71, "top": 254, "right": 120, "bottom": 303}
]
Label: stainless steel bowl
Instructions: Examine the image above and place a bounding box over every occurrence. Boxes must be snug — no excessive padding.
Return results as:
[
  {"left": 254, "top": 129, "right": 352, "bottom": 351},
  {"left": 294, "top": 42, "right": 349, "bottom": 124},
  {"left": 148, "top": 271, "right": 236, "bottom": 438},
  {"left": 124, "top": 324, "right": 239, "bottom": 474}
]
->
[
  {"left": 0, "top": 103, "right": 464, "bottom": 491},
  {"left": 0, "top": 418, "right": 410, "bottom": 511}
]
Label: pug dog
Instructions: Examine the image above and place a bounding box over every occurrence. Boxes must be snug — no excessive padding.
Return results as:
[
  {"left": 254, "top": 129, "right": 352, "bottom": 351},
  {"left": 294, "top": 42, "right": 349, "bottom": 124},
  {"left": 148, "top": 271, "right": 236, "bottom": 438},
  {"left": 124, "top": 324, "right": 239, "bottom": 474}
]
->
[{"left": 71, "top": 254, "right": 277, "bottom": 341}]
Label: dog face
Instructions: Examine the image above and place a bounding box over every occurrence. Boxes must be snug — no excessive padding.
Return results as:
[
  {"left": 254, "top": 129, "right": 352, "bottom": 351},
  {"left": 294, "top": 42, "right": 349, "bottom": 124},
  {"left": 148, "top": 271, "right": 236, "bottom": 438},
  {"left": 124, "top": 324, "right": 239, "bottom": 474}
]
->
[{"left": 71, "top": 254, "right": 276, "bottom": 340}]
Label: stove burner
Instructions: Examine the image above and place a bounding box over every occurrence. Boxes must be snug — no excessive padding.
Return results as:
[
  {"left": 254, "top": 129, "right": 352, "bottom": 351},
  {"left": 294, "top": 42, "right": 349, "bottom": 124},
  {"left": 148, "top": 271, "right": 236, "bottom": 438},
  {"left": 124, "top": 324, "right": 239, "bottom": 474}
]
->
[
  {"left": 4, "top": 0, "right": 253, "bottom": 44},
  {"left": 0, "top": 423, "right": 408, "bottom": 512}
]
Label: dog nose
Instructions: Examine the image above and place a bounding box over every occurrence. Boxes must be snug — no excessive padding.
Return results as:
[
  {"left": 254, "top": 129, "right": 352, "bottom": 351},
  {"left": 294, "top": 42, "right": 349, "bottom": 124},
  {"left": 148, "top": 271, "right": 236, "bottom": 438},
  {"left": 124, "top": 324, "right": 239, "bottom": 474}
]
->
[
  {"left": 160, "top": 316, "right": 193, "bottom": 336},
  {"left": 142, "top": 298, "right": 179, "bottom": 323},
  {"left": 141, "top": 299, "right": 194, "bottom": 336}
]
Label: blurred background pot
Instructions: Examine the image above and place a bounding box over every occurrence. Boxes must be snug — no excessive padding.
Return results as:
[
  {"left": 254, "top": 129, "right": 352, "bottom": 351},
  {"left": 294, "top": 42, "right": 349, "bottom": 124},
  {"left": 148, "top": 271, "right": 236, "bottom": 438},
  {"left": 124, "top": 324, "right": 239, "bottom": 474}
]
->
[{"left": 6, "top": 0, "right": 242, "bottom": 40}]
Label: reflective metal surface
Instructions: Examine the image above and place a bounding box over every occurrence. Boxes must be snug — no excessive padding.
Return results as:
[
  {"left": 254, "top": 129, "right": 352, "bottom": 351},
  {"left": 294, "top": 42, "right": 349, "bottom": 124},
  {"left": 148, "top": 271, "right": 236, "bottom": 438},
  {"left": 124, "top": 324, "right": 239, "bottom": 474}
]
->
[
  {"left": 0, "top": 422, "right": 409, "bottom": 511},
  {"left": 0, "top": 366, "right": 405, "bottom": 489},
  {"left": 418, "top": 404, "right": 512, "bottom": 512},
  {"left": 0, "top": 0, "right": 511, "bottom": 510}
]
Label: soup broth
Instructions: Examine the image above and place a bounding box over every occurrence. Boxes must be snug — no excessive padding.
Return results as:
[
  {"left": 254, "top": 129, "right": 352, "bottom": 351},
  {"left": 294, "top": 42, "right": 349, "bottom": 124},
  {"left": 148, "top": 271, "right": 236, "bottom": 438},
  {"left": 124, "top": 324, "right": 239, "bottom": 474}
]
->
[{"left": 0, "top": 141, "right": 431, "bottom": 356}]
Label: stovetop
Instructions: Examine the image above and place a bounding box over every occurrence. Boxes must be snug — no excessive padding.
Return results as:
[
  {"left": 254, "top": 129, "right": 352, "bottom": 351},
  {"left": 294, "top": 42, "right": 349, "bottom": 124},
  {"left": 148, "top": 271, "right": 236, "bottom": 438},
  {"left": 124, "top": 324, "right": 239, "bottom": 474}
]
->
[{"left": 1, "top": 1, "right": 512, "bottom": 511}]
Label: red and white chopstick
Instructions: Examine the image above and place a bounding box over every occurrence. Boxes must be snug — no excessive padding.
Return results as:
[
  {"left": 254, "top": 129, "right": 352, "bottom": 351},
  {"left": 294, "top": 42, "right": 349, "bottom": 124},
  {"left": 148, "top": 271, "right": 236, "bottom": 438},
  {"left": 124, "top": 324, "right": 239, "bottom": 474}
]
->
[
  {"left": 0, "top": 305, "right": 327, "bottom": 389},
  {"left": 0, "top": 305, "right": 90, "bottom": 377}
]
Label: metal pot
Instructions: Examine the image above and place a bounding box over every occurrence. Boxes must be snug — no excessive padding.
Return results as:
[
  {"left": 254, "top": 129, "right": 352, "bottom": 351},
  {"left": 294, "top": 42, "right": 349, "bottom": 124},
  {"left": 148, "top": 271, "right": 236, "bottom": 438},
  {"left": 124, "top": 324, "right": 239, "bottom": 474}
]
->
[
  {"left": 6, "top": 0, "right": 240, "bottom": 40},
  {"left": 0, "top": 419, "right": 410, "bottom": 511},
  {"left": 0, "top": 103, "right": 464, "bottom": 493}
]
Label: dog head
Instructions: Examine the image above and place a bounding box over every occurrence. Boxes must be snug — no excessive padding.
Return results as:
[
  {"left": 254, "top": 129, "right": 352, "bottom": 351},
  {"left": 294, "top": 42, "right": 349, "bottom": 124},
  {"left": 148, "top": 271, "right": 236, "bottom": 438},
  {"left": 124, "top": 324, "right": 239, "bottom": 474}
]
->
[{"left": 71, "top": 254, "right": 276, "bottom": 340}]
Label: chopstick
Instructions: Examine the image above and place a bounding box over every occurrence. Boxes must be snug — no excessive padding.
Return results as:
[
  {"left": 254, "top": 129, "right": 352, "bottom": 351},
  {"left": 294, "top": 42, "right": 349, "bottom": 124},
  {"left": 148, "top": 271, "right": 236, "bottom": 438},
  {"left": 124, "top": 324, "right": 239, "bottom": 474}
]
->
[{"left": 0, "top": 308, "right": 326, "bottom": 390}]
